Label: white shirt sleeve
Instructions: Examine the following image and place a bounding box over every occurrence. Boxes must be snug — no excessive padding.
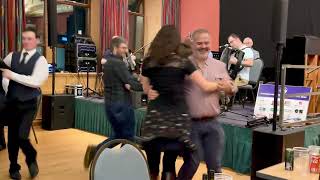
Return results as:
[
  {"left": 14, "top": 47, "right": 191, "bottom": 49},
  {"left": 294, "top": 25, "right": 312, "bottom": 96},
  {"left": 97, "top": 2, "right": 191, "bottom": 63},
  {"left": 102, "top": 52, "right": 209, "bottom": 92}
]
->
[
  {"left": 10, "top": 56, "right": 49, "bottom": 88},
  {"left": 2, "top": 52, "right": 13, "bottom": 93},
  {"left": 243, "top": 48, "right": 254, "bottom": 60},
  {"left": 3, "top": 52, "right": 13, "bottom": 66}
]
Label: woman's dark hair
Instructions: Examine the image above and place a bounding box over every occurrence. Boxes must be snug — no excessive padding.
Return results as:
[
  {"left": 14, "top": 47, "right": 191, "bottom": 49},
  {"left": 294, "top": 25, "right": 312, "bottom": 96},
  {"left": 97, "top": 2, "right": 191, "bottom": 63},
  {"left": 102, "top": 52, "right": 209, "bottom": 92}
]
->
[{"left": 147, "top": 25, "right": 192, "bottom": 65}]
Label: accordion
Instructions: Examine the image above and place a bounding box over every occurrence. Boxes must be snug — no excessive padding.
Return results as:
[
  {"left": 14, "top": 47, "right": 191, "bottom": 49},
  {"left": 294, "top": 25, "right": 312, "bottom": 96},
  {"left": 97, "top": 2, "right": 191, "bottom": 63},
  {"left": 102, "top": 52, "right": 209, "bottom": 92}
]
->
[{"left": 219, "top": 47, "right": 245, "bottom": 80}]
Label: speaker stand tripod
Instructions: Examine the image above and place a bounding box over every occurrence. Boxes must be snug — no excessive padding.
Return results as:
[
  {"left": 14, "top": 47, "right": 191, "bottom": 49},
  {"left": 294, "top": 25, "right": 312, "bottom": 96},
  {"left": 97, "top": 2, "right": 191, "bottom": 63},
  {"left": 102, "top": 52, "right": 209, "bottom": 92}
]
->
[{"left": 83, "top": 61, "right": 101, "bottom": 97}]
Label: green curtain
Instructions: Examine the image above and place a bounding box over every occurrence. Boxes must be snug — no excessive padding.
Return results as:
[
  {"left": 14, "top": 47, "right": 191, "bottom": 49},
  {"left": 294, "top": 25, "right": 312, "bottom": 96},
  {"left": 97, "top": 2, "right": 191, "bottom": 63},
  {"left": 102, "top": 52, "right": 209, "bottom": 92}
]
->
[
  {"left": 305, "top": 125, "right": 320, "bottom": 147},
  {"left": 75, "top": 98, "right": 146, "bottom": 137}
]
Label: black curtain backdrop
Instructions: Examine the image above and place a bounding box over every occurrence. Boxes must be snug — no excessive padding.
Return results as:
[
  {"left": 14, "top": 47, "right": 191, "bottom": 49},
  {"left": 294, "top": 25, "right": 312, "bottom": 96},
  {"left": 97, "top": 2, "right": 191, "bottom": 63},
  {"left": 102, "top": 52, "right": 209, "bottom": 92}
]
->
[{"left": 220, "top": 0, "right": 320, "bottom": 68}]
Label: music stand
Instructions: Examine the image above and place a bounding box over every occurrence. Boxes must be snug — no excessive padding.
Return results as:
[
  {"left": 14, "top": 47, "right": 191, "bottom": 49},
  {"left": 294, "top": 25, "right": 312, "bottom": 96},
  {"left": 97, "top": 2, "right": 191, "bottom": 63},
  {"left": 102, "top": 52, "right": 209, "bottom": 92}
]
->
[{"left": 80, "top": 60, "right": 100, "bottom": 97}]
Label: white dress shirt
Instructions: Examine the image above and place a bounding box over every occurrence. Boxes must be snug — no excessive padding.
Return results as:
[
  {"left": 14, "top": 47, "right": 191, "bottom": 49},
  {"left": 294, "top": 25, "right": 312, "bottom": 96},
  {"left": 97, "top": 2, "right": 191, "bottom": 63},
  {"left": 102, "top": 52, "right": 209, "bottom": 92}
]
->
[
  {"left": 1, "top": 48, "right": 49, "bottom": 93},
  {"left": 238, "top": 45, "right": 254, "bottom": 81}
]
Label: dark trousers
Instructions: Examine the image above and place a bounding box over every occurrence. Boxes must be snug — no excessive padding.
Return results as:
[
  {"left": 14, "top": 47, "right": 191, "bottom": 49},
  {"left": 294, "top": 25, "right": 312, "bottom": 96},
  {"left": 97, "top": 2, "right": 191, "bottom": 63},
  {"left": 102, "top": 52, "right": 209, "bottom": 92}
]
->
[
  {"left": 0, "top": 124, "right": 5, "bottom": 147},
  {"left": 0, "top": 97, "right": 6, "bottom": 147},
  {"left": 96, "top": 103, "right": 135, "bottom": 151},
  {"left": 7, "top": 98, "right": 38, "bottom": 172},
  {"left": 144, "top": 138, "right": 184, "bottom": 176},
  {"left": 177, "top": 119, "right": 225, "bottom": 180}
]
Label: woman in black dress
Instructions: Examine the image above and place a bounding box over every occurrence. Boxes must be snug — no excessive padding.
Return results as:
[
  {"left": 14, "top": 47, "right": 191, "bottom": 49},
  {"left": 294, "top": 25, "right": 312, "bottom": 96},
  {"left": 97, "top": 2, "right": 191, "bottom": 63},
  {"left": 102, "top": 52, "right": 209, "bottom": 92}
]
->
[{"left": 140, "top": 25, "right": 223, "bottom": 180}]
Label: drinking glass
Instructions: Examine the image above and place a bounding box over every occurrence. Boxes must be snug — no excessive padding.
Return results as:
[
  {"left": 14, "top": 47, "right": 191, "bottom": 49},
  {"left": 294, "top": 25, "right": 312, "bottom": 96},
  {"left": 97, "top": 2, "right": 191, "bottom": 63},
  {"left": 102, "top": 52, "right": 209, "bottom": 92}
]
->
[
  {"left": 293, "top": 147, "right": 310, "bottom": 175},
  {"left": 214, "top": 173, "right": 233, "bottom": 180}
]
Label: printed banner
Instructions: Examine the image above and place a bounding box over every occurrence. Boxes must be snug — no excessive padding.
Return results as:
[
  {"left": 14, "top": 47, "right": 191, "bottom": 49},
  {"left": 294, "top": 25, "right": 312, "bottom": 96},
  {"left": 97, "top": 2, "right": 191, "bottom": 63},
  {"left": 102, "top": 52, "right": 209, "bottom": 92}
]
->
[{"left": 254, "top": 84, "right": 312, "bottom": 122}]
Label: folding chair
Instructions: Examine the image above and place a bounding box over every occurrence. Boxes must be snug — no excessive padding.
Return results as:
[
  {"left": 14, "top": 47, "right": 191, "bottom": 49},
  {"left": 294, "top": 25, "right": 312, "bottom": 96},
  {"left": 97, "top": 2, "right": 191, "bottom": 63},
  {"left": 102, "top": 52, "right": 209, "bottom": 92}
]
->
[{"left": 90, "top": 139, "right": 150, "bottom": 180}]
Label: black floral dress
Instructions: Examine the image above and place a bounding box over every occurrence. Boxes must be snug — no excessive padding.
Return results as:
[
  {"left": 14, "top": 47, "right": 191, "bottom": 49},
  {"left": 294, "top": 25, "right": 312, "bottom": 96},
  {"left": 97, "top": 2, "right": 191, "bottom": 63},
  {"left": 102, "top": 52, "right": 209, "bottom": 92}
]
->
[{"left": 141, "top": 55, "right": 197, "bottom": 151}]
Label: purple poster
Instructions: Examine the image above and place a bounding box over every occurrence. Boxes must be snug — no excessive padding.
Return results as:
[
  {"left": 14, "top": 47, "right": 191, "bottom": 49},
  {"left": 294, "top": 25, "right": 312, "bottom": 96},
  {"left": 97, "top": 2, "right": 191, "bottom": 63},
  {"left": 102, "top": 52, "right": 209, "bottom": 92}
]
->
[{"left": 254, "top": 84, "right": 312, "bottom": 122}]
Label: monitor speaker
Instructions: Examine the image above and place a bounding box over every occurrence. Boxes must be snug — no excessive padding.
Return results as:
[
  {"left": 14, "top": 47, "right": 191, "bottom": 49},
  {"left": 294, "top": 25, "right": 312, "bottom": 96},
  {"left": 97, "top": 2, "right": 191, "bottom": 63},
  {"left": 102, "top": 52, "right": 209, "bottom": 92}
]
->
[
  {"left": 47, "top": 0, "right": 57, "bottom": 47},
  {"left": 42, "top": 94, "right": 75, "bottom": 130},
  {"left": 271, "top": 0, "right": 289, "bottom": 44}
]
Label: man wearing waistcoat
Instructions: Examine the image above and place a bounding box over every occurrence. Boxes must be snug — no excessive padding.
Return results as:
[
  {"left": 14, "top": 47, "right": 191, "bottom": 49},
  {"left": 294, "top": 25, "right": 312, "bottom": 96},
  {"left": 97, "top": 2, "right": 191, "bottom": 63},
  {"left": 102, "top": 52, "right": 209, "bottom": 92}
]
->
[
  {"left": 0, "top": 73, "right": 6, "bottom": 151},
  {"left": 1, "top": 27, "right": 48, "bottom": 179}
]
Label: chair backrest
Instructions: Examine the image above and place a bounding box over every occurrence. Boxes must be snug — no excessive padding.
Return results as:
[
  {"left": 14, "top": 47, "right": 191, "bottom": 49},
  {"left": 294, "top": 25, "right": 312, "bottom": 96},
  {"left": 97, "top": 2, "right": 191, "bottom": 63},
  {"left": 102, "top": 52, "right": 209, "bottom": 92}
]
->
[
  {"left": 90, "top": 139, "right": 150, "bottom": 180},
  {"left": 33, "top": 89, "right": 42, "bottom": 120},
  {"left": 249, "top": 59, "right": 264, "bottom": 85}
]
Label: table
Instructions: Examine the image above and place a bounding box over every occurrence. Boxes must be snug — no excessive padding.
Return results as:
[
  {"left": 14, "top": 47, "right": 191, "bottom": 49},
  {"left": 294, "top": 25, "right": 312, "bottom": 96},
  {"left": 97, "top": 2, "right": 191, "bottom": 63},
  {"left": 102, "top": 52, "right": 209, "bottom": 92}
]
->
[
  {"left": 257, "top": 162, "right": 319, "bottom": 180},
  {"left": 42, "top": 72, "right": 100, "bottom": 94}
]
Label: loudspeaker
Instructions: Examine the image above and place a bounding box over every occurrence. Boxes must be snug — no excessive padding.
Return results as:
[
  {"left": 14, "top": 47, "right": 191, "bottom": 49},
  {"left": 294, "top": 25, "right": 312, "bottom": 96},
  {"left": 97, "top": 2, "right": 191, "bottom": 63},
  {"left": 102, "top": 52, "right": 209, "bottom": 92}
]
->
[
  {"left": 271, "top": 0, "right": 289, "bottom": 44},
  {"left": 42, "top": 94, "right": 75, "bottom": 130},
  {"left": 47, "top": 0, "right": 57, "bottom": 47},
  {"left": 251, "top": 127, "right": 305, "bottom": 179}
]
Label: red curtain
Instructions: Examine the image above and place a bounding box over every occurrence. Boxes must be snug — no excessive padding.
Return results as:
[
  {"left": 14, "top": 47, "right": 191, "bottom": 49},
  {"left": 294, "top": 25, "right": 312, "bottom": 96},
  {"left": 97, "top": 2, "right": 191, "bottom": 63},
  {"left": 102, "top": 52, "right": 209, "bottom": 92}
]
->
[
  {"left": 0, "top": 0, "right": 25, "bottom": 58},
  {"left": 100, "top": 0, "right": 129, "bottom": 53},
  {"left": 162, "top": 0, "right": 181, "bottom": 30}
]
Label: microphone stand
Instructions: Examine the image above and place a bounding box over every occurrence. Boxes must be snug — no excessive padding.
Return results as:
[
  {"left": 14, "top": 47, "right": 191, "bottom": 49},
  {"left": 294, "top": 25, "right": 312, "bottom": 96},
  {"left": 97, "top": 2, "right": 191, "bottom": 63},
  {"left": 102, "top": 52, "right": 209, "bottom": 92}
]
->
[
  {"left": 51, "top": 46, "right": 56, "bottom": 95},
  {"left": 272, "top": 42, "right": 285, "bottom": 131}
]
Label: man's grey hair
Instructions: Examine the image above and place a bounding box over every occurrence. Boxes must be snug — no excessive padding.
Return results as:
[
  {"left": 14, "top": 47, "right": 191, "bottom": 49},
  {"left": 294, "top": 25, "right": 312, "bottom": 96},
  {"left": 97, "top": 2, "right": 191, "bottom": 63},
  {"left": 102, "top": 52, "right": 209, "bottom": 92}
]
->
[{"left": 191, "top": 29, "right": 210, "bottom": 41}]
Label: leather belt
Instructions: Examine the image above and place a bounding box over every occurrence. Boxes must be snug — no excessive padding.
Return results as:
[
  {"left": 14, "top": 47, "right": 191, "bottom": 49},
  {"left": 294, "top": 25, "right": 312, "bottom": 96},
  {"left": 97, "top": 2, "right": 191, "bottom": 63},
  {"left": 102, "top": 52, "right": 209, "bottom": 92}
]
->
[{"left": 191, "top": 116, "right": 215, "bottom": 122}]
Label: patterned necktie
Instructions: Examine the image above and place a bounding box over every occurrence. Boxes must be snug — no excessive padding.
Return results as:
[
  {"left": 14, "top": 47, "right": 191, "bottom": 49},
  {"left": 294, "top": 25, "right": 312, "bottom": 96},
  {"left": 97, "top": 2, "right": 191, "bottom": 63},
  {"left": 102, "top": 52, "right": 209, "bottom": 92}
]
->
[{"left": 20, "top": 52, "right": 29, "bottom": 64}]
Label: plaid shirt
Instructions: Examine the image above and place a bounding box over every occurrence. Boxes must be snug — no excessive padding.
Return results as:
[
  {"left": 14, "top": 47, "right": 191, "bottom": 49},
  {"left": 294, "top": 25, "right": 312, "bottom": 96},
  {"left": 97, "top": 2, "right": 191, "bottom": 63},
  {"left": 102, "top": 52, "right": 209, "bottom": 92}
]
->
[{"left": 103, "top": 54, "right": 142, "bottom": 105}]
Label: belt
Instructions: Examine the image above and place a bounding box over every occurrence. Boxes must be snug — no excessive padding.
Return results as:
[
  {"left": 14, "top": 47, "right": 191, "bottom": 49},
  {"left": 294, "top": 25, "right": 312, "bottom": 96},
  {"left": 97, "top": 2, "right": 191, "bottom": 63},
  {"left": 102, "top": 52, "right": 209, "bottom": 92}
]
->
[{"left": 191, "top": 116, "right": 215, "bottom": 122}]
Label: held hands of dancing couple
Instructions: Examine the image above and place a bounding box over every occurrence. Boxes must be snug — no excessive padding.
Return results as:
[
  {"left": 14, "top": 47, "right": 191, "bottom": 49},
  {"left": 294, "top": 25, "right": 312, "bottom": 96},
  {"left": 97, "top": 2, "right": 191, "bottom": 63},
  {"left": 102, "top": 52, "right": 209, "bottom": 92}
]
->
[
  {"left": 145, "top": 71, "right": 236, "bottom": 101},
  {"left": 0, "top": 68, "right": 13, "bottom": 79}
]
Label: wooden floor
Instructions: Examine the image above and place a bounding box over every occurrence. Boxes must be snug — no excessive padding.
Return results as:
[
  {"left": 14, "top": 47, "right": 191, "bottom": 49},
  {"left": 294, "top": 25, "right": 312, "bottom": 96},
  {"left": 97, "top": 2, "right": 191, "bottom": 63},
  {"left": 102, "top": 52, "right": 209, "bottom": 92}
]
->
[{"left": 0, "top": 128, "right": 250, "bottom": 180}]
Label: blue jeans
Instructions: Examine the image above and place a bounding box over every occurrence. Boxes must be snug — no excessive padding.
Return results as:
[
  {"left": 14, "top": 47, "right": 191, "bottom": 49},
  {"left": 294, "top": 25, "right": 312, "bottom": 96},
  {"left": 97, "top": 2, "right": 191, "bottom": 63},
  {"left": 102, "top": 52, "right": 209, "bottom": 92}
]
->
[
  {"left": 96, "top": 103, "right": 135, "bottom": 152},
  {"left": 177, "top": 119, "right": 225, "bottom": 180}
]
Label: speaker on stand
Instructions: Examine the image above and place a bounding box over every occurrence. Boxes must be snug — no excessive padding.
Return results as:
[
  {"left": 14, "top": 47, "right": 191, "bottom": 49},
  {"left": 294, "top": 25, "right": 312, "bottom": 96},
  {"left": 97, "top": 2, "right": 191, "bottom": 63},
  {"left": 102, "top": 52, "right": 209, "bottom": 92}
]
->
[
  {"left": 42, "top": 1, "right": 77, "bottom": 130},
  {"left": 270, "top": 0, "right": 289, "bottom": 131},
  {"left": 47, "top": 0, "right": 57, "bottom": 95}
]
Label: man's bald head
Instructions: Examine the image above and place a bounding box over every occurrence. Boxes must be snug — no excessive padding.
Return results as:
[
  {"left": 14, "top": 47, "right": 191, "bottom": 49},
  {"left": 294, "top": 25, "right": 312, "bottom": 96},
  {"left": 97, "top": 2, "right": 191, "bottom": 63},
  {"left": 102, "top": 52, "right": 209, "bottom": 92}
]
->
[{"left": 243, "top": 37, "right": 254, "bottom": 48}]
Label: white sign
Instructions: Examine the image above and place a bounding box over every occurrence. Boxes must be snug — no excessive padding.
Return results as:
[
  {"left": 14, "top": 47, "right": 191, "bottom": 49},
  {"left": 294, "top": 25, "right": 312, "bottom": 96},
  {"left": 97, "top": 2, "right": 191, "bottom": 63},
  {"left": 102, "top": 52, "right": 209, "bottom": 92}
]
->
[{"left": 254, "top": 84, "right": 312, "bottom": 122}]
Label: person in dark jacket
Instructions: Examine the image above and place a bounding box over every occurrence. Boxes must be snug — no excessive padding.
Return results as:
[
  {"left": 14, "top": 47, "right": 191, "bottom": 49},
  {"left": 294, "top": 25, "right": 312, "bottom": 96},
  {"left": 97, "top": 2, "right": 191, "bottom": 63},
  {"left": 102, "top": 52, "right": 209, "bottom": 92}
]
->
[
  {"left": 0, "top": 74, "right": 6, "bottom": 151},
  {"left": 83, "top": 36, "right": 142, "bottom": 168}
]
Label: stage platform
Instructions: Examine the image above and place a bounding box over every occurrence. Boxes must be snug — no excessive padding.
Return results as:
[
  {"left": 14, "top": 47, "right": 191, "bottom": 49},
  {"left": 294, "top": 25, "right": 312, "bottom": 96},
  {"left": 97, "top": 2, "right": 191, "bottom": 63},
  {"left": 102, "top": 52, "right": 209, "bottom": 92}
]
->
[{"left": 74, "top": 97, "right": 320, "bottom": 175}]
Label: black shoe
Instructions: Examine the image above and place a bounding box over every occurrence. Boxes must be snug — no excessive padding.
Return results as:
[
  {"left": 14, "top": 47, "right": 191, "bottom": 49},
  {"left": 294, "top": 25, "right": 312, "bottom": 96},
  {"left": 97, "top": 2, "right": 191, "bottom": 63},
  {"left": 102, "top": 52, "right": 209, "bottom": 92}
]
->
[
  {"left": 28, "top": 161, "right": 39, "bottom": 178},
  {"left": 161, "top": 172, "right": 176, "bottom": 180},
  {"left": 0, "top": 144, "right": 6, "bottom": 151},
  {"left": 9, "top": 171, "right": 21, "bottom": 180}
]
